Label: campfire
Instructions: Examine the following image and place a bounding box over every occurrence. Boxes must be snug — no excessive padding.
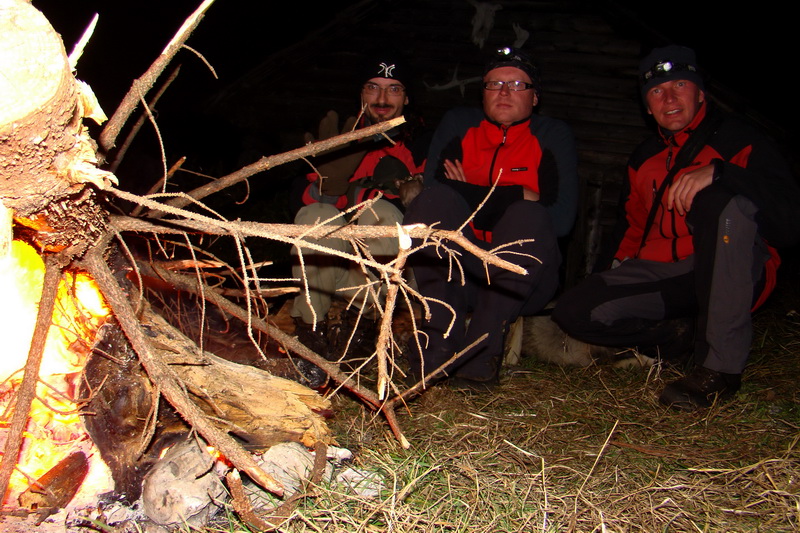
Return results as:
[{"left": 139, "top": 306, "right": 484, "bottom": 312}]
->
[
  {"left": 0, "top": 239, "right": 112, "bottom": 509},
  {"left": 0, "top": 1, "right": 527, "bottom": 530}
]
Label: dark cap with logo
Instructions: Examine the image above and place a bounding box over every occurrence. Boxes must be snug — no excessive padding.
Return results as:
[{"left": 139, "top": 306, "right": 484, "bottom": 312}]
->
[{"left": 359, "top": 52, "right": 410, "bottom": 88}]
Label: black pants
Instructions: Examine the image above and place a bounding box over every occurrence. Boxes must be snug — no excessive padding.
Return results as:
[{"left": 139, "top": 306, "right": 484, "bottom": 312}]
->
[
  {"left": 404, "top": 183, "right": 561, "bottom": 381},
  {"left": 553, "top": 187, "right": 771, "bottom": 374}
]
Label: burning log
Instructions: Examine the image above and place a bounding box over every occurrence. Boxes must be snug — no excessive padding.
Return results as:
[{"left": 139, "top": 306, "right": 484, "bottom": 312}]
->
[
  {"left": 17, "top": 451, "right": 88, "bottom": 519},
  {"left": 82, "top": 305, "right": 332, "bottom": 502}
]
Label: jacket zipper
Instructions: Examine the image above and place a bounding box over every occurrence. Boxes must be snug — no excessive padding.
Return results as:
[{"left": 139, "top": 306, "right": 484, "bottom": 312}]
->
[{"left": 487, "top": 125, "right": 508, "bottom": 186}]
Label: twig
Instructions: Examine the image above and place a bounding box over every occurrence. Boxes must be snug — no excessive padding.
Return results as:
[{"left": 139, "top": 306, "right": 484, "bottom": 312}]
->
[
  {"left": 159, "top": 117, "right": 405, "bottom": 211},
  {"left": 68, "top": 13, "right": 99, "bottom": 71},
  {"left": 225, "top": 442, "right": 328, "bottom": 532},
  {"left": 99, "top": 0, "right": 215, "bottom": 154},
  {"left": 0, "top": 254, "right": 61, "bottom": 505},
  {"left": 390, "top": 334, "right": 488, "bottom": 404},
  {"left": 577, "top": 419, "right": 619, "bottom": 499},
  {"left": 108, "top": 211, "right": 527, "bottom": 276},
  {"left": 375, "top": 224, "right": 412, "bottom": 400},
  {"left": 108, "top": 66, "right": 181, "bottom": 176}
]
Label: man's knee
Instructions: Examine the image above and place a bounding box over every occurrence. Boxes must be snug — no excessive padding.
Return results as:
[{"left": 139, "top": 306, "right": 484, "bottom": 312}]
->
[
  {"left": 687, "top": 184, "right": 740, "bottom": 230},
  {"left": 551, "top": 275, "right": 605, "bottom": 333},
  {"left": 357, "top": 199, "right": 403, "bottom": 227},
  {"left": 494, "top": 201, "right": 558, "bottom": 261},
  {"left": 294, "top": 203, "right": 346, "bottom": 227}
]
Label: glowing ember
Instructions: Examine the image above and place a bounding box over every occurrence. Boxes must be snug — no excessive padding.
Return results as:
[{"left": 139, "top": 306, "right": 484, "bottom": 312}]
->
[{"left": 0, "top": 240, "right": 111, "bottom": 505}]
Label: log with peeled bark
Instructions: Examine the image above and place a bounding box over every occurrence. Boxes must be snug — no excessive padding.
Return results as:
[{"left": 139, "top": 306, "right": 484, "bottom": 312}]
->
[{"left": 0, "top": 0, "right": 115, "bottom": 252}]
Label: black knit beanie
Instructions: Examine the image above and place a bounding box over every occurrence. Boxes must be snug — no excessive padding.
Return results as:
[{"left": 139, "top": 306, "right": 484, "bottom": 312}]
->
[
  {"left": 639, "top": 45, "right": 704, "bottom": 99},
  {"left": 483, "top": 47, "right": 542, "bottom": 95}
]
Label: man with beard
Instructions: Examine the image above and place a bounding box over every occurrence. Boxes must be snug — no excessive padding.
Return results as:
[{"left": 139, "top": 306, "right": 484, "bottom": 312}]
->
[
  {"left": 552, "top": 45, "right": 800, "bottom": 410},
  {"left": 290, "top": 52, "right": 429, "bottom": 382}
]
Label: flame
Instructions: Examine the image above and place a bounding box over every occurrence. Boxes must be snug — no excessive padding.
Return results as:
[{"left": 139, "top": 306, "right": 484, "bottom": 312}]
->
[{"left": 0, "top": 240, "right": 111, "bottom": 505}]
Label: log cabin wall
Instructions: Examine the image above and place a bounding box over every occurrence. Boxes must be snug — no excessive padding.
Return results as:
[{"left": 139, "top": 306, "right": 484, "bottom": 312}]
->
[{"left": 205, "top": 0, "right": 790, "bottom": 290}]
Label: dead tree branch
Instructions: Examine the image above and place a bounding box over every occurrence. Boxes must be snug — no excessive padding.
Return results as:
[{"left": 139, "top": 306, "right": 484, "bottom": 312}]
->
[
  {"left": 99, "top": 0, "right": 216, "bottom": 154},
  {"left": 108, "top": 209, "right": 527, "bottom": 277},
  {"left": 158, "top": 117, "right": 406, "bottom": 211},
  {"left": 108, "top": 66, "right": 181, "bottom": 175},
  {"left": 0, "top": 253, "right": 60, "bottom": 505}
]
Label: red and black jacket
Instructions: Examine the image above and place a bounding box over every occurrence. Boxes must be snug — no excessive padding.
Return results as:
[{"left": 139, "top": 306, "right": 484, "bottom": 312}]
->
[
  {"left": 423, "top": 107, "right": 578, "bottom": 240},
  {"left": 614, "top": 103, "right": 800, "bottom": 308}
]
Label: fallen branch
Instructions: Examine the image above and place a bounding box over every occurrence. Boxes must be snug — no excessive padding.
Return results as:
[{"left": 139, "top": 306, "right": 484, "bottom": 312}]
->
[
  {"left": 108, "top": 66, "right": 181, "bottom": 176},
  {"left": 108, "top": 210, "right": 527, "bottom": 276},
  {"left": 158, "top": 117, "right": 406, "bottom": 211}
]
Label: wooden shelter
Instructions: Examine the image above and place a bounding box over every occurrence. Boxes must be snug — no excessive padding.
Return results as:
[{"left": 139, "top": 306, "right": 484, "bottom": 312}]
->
[{"left": 203, "top": 0, "right": 790, "bottom": 289}]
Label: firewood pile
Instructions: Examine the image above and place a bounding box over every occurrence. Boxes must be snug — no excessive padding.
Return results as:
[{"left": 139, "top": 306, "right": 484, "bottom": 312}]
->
[{"left": 0, "top": 1, "right": 529, "bottom": 529}]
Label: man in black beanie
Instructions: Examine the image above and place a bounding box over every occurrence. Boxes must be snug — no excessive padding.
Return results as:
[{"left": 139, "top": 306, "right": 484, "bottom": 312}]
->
[
  {"left": 553, "top": 45, "right": 800, "bottom": 410},
  {"left": 289, "top": 51, "right": 429, "bottom": 384}
]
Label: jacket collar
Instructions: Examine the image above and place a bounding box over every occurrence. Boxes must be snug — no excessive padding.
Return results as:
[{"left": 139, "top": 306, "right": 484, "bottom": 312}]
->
[
  {"left": 484, "top": 113, "right": 533, "bottom": 130},
  {"left": 658, "top": 101, "right": 708, "bottom": 148}
]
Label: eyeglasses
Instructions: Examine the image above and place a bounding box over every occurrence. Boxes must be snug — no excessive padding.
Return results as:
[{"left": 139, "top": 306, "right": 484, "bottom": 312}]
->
[
  {"left": 641, "top": 61, "right": 697, "bottom": 83},
  {"left": 483, "top": 80, "right": 535, "bottom": 92},
  {"left": 363, "top": 82, "right": 405, "bottom": 96}
]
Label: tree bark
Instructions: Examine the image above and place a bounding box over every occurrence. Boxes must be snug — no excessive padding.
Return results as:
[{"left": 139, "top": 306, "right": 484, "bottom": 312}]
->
[{"left": 0, "top": 0, "right": 80, "bottom": 216}]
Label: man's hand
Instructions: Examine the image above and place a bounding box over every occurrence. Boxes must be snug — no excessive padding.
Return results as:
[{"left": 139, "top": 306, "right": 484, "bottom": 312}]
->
[
  {"left": 397, "top": 174, "right": 424, "bottom": 208},
  {"left": 305, "top": 110, "right": 365, "bottom": 196},
  {"left": 667, "top": 163, "right": 714, "bottom": 216},
  {"left": 443, "top": 159, "right": 467, "bottom": 182}
]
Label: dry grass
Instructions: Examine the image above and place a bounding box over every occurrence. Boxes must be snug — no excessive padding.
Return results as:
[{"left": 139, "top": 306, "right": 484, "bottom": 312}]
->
[{"left": 211, "top": 272, "right": 800, "bottom": 533}]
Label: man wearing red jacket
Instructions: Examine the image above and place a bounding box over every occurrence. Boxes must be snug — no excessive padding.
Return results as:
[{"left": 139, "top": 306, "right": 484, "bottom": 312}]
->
[
  {"left": 291, "top": 52, "right": 428, "bottom": 377},
  {"left": 404, "top": 47, "right": 578, "bottom": 390},
  {"left": 553, "top": 45, "right": 800, "bottom": 410}
]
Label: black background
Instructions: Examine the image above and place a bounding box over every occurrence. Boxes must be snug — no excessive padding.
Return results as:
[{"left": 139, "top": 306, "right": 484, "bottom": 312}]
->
[{"left": 32, "top": 1, "right": 789, "bottom": 132}]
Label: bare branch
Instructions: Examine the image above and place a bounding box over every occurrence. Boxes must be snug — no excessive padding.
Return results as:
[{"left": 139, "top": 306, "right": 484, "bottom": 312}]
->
[
  {"left": 159, "top": 117, "right": 406, "bottom": 211},
  {"left": 99, "top": 0, "right": 216, "bottom": 154},
  {"left": 108, "top": 209, "right": 527, "bottom": 276},
  {"left": 108, "top": 66, "right": 181, "bottom": 176},
  {"left": 0, "top": 254, "right": 60, "bottom": 505}
]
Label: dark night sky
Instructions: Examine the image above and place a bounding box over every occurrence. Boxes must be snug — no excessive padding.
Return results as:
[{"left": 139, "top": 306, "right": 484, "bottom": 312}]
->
[
  {"left": 31, "top": 1, "right": 342, "bottom": 112},
  {"left": 32, "top": 1, "right": 788, "bottom": 127}
]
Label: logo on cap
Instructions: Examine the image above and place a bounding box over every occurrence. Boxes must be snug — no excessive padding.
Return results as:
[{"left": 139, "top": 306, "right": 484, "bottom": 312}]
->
[{"left": 378, "top": 62, "right": 397, "bottom": 78}]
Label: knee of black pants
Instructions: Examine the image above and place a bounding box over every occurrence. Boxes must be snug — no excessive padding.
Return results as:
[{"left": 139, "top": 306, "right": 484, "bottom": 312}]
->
[
  {"left": 551, "top": 274, "right": 605, "bottom": 335},
  {"left": 403, "top": 183, "right": 470, "bottom": 229},
  {"left": 686, "top": 183, "right": 736, "bottom": 235}
]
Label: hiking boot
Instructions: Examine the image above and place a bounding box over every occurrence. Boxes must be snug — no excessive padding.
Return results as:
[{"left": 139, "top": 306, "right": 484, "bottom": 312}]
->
[
  {"left": 639, "top": 317, "right": 695, "bottom": 366},
  {"left": 331, "top": 308, "right": 378, "bottom": 367},
  {"left": 293, "top": 318, "right": 331, "bottom": 360},
  {"left": 293, "top": 318, "right": 331, "bottom": 388},
  {"left": 659, "top": 366, "right": 741, "bottom": 411}
]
